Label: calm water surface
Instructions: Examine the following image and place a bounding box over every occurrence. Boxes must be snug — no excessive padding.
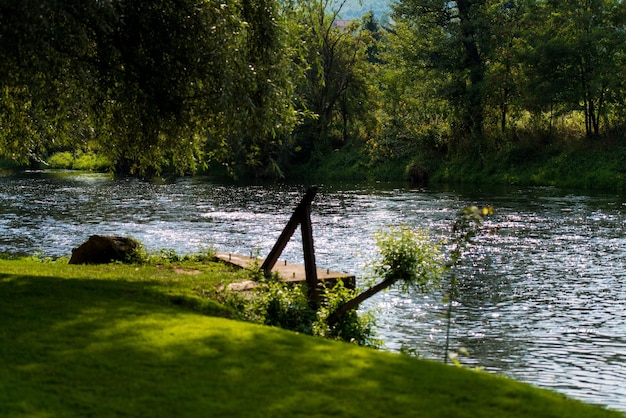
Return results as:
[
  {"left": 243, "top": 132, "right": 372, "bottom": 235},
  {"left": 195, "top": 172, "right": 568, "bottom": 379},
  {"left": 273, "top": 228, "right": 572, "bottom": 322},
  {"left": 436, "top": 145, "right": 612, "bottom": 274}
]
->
[{"left": 1, "top": 171, "right": 625, "bottom": 412}]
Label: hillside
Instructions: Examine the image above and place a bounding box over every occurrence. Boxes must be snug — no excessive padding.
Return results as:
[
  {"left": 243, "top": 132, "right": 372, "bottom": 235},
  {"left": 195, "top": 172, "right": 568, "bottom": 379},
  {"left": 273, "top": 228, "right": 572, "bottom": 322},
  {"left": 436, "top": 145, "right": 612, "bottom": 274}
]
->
[{"left": 335, "top": 0, "right": 392, "bottom": 20}]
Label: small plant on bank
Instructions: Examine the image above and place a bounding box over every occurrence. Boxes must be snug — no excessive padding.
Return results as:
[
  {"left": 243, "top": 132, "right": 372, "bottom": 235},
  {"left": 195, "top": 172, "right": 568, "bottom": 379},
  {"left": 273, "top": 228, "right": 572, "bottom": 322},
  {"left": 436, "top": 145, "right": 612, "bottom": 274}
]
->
[
  {"left": 442, "top": 206, "right": 493, "bottom": 364},
  {"left": 325, "top": 225, "right": 444, "bottom": 328},
  {"left": 138, "top": 247, "right": 216, "bottom": 265},
  {"left": 124, "top": 239, "right": 150, "bottom": 264}
]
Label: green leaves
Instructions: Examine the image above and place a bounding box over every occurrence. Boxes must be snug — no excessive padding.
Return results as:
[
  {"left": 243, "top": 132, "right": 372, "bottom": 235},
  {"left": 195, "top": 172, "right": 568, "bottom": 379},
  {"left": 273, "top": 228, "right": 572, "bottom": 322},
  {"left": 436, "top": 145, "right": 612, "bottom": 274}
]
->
[
  {"left": 0, "top": 0, "right": 300, "bottom": 177},
  {"left": 522, "top": 0, "right": 626, "bottom": 136},
  {"left": 371, "top": 224, "right": 444, "bottom": 291}
]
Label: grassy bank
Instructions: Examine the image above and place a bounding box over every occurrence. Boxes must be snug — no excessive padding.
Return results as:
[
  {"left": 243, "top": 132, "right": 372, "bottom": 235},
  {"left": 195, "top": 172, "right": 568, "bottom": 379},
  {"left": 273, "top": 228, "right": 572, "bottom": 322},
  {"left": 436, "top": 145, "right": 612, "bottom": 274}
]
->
[
  {"left": 0, "top": 258, "right": 622, "bottom": 417},
  {"left": 45, "top": 151, "right": 112, "bottom": 172},
  {"left": 293, "top": 140, "right": 626, "bottom": 191},
  {"left": 431, "top": 142, "right": 626, "bottom": 190}
]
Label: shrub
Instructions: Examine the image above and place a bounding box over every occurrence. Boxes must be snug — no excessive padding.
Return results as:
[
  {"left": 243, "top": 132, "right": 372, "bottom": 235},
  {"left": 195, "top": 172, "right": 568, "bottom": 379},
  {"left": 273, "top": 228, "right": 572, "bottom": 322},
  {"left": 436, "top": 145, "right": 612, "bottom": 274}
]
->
[
  {"left": 239, "top": 279, "right": 379, "bottom": 346},
  {"left": 244, "top": 280, "right": 318, "bottom": 335},
  {"left": 46, "top": 151, "right": 111, "bottom": 171},
  {"left": 73, "top": 152, "right": 111, "bottom": 171},
  {"left": 370, "top": 225, "right": 444, "bottom": 291}
]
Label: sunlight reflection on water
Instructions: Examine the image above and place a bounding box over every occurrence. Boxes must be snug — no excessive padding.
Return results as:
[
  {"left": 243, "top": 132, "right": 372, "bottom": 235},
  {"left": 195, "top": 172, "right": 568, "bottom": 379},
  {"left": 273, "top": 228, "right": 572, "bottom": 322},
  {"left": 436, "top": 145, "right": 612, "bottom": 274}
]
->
[{"left": 1, "top": 171, "right": 625, "bottom": 412}]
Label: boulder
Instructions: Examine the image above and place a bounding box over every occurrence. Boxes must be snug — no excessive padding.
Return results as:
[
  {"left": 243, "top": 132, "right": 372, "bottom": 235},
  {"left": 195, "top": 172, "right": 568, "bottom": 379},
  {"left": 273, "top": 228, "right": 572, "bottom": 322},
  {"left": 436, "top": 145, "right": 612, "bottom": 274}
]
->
[{"left": 69, "top": 235, "right": 141, "bottom": 265}]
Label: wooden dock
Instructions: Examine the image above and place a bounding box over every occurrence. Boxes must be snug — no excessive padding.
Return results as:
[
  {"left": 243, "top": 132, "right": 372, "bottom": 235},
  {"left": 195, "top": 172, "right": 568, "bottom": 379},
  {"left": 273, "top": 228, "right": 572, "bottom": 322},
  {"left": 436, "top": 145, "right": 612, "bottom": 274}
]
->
[
  {"left": 215, "top": 186, "right": 354, "bottom": 299},
  {"left": 215, "top": 252, "right": 355, "bottom": 290}
]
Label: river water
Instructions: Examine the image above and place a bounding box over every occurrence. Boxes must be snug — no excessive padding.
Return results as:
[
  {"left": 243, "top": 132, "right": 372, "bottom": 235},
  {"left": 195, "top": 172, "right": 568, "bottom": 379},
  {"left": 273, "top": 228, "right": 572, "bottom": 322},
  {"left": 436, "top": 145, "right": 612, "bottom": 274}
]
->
[{"left": 1, "top": 170, "right": 625, "bottom": 412}]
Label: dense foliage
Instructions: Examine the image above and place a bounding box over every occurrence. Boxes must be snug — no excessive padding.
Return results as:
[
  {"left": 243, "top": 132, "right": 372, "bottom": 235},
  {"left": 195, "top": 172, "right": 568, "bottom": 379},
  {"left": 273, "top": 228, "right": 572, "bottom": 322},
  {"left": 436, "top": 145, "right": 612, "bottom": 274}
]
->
[
  {"left": 1, "top": 0, "right": 625, "bottom": 181},
  {"left": 0, "top": 0, "right": 300, "bottom": 176},
  {"left": 385, "top": 0, "right": 626, "bottom": 155},
  {"left": 239, "top": 278, "right": 379, "bottom": 346}
]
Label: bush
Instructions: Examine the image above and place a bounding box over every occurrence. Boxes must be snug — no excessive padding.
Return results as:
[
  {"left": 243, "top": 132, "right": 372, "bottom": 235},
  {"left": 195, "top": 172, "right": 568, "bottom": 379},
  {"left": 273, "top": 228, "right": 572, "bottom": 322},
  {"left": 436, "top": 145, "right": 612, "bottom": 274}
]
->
[
  {"left": 239, "top": 279, "right": 379, "bottom": 346},
  {"left": 73, "top": 152, "right": 111, "bottom": 171},
  {"left": 370, "top": 225, "right": 444, "bottom": 291},
  {"left": 244, "top": 280, "right": 318, "bottom": 335},
  {"left": 47, "top": 151, "right": 74, "bottom": 169}
]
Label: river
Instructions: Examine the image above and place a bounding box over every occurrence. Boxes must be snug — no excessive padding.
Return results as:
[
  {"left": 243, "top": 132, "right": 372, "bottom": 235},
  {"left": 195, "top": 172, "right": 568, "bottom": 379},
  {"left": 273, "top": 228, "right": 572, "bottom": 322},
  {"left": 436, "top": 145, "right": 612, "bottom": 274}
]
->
[{"left": 1, "top": 170, "right": 625, "bottom": 412}]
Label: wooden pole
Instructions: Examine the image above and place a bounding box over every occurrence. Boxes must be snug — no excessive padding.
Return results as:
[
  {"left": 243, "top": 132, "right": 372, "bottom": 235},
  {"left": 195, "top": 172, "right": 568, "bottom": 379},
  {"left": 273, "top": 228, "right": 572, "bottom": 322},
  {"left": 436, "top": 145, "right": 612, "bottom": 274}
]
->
[
  {"left": 260, "top": 185, "right": 320, "bottom": 309},
  {"left": 261, "top": 186, "right": 318, "bottom": 272},
  {"left": 300, "top": 202, "right": 319, "bottom": 309}
]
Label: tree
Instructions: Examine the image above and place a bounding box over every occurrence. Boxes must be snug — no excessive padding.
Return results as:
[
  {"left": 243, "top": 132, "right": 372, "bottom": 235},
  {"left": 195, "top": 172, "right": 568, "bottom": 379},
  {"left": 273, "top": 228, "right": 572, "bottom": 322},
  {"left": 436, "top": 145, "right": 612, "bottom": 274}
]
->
[
  {"left": 209, "top": 0, "right": 304, "bottom": 178},
  {"left": 0, "top": 1, "right": 96, "bottom": 164},
  {"left": 482, "top": 0, "right": 527, "bottom": 136},
  {"left": 292, "top": 0, "right": 376, "bottom": 157},
  {"left": 323, "top": 208, "right": 493, "bottom": 359},
  {"left": 521, "top": 0, "right": 626, "bottom": 137},
  {"left": 375, "top": 17, "right": 452, "bottom": 161},
  {"left": 0, "top": 0, "right": 300, "bottom": 176},
  {"left": 326, "top": 225, "right": 443, "bottom": 327},
  {"left": 391, "top": 0, "right": 492, "bottom": 151}
]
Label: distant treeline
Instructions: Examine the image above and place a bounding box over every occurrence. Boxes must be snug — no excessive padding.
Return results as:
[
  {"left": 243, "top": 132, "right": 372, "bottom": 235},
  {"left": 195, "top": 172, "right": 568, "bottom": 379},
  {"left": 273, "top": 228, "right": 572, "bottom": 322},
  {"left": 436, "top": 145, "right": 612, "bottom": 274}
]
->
[{"left": 1, "top": 0, "right": 625, "bottom": 183}]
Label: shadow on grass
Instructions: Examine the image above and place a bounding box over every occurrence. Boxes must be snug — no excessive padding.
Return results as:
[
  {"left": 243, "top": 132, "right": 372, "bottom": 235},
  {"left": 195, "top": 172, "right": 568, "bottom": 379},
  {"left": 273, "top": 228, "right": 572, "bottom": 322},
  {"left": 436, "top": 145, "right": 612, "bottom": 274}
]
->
[{"left": 1, "top": 274, "right": 621, "bottom": 418}]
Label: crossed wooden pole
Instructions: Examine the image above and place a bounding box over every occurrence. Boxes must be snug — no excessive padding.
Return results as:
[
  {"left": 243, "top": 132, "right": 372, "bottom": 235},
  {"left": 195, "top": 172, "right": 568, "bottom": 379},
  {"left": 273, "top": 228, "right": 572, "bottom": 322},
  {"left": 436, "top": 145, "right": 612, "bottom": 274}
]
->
[{"left": 261, "top": 186, "right": 320, "bottom": 309}]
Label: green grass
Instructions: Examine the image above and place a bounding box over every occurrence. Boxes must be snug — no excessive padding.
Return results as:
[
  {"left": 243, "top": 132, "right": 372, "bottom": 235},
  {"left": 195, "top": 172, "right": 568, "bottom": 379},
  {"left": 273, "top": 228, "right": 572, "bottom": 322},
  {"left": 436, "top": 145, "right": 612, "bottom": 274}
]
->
[
  {"left": 46, "top": 151, "right": 112, "bottom": 171},
  {"left": 0, "top": 258, "right": 622, "bottom": 418},
  {"left": 291, "top": 136, "right": 626, "bottom": 191}
]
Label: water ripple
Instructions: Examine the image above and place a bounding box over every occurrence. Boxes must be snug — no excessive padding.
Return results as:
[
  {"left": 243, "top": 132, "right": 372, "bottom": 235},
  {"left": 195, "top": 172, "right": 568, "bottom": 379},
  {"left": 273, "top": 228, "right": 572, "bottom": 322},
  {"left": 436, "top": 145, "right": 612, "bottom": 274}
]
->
[{"left": 1, "top": 172, "right": 625, "bottom": 411}]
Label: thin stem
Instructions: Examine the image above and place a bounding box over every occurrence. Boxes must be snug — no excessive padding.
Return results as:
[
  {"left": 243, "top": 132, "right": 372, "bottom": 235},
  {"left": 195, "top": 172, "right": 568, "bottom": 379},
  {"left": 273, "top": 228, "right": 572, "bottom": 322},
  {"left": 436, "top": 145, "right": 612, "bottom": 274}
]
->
[{"left": 443, "top": 281, "right": 454, "bottom": 364}]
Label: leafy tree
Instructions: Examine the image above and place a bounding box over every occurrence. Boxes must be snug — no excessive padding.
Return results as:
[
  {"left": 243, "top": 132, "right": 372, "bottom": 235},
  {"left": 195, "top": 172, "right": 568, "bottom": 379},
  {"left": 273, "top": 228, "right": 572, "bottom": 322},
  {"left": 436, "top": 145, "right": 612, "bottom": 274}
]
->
[
  {"left": 375, "top": 19, "right": 451, "bottom": 161},
  {"left": 0, "top": 0, "right": 300, "bottom": 176},
  {"left": 482, "top": 0, "right": 527, "bottom": 136},
  {"left": 293, "top": 0, "right": 376, "bottom": 158},
  {"left": 521, "top": 0, "right": 626, "bottom": 137},
  {"left": 209, "top": 0, "right": 304, "bottom": 178},
  {"left": 326, "top": 225, "right": 443, "bottom": 327},
  {"left": 391, "top": 0, "right": 493, "bottom": 151},
  {"left": 361, "top": 11, "right": 383, "bottom": 64},
  {"left": 0, "top": 1, "right": 95, "bottom": 164}
]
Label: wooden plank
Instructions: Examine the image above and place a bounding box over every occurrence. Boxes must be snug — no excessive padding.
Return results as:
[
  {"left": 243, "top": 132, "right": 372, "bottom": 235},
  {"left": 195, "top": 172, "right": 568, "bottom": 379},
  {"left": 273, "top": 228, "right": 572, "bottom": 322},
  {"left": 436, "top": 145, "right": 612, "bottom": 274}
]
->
[{"left": 215, "top": 252, "right": 355, "bottom": 288}]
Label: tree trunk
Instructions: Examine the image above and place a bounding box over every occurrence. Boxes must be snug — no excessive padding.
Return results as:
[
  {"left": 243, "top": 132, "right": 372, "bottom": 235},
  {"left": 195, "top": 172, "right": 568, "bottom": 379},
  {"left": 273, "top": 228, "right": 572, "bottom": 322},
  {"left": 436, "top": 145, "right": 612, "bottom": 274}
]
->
[
  {"left": 457, "top": 0, "right": 485, "bottom": 138},
  {"left": 326, "top": 277, "right": 397, "bottom": 327}
]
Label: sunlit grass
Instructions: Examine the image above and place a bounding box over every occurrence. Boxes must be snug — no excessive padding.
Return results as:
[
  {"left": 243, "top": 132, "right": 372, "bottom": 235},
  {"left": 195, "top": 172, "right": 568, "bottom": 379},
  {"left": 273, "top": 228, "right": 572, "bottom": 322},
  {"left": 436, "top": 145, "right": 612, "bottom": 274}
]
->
[{"left": 0, "top": 259, "right": 622, "bottom": 417}]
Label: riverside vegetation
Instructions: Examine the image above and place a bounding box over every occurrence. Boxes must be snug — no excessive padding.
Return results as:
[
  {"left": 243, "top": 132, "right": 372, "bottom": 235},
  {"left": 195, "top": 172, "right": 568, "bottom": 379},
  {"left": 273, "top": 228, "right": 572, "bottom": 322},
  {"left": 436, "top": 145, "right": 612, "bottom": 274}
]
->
[
  {"left": 3, "top": 1, "right": 626, "bottom": 187},
  {"left": 22, "top": 131, "right": 626, "bottom": 191},
  {"left": 1, "top": 218, "right": 625, "bottom": 417}
]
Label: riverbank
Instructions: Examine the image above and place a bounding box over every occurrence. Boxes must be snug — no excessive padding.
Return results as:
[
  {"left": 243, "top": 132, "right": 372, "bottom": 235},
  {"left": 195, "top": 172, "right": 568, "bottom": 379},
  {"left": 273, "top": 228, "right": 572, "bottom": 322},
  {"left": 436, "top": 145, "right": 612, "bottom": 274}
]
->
[
  {"left": 0, "top": 257, "right": 622, "bottom": 417},
  {"left": 4, "top": 136, "right": 625, "bottom": 192},
  {"left": 289, "top": 140, "right": 626, "bottom": 191}
]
